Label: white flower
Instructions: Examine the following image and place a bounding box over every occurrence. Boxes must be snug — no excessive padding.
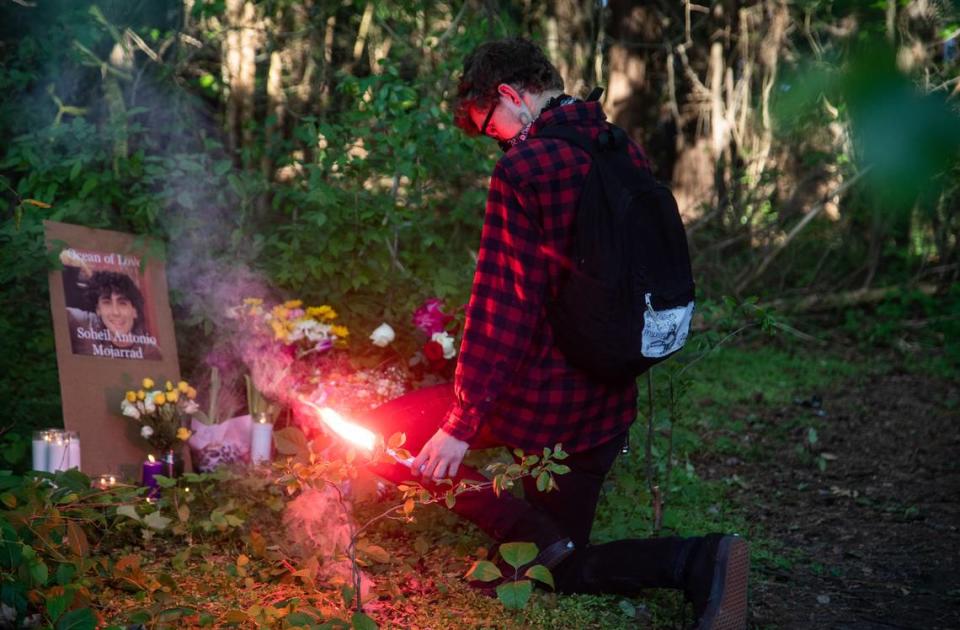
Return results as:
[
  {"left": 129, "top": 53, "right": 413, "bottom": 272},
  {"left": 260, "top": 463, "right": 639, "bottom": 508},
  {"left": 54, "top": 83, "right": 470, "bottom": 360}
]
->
[
  {"left": 304, "top": 322, "right": 330, "bottom": 342},
  {"left": 370, "top": 323, "right": 396, "bottom": 347},
  {"left": 431, "top": 331, "right": 457, "bottom": 359},
  {"left": 286, "top": 326, "right": 304, "bottom": 342},
  {"left": 121, "top": 400, "right": 141, "bottom": 419},
  {"left": 182, "top": 399, "right": 200, "bottom": 414},
  {"left": 140, "top": 425, "right": 154, "bottom": 439},
  {"left": 143, "top": 394, "right": 157, "bottom": 413}
]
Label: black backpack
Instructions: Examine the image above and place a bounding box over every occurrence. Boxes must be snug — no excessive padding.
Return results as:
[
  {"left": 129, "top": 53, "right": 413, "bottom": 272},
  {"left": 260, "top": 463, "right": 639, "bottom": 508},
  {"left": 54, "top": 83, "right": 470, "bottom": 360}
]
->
[{"left": 536, "top": 123, "right": 695, "bottom": 384}]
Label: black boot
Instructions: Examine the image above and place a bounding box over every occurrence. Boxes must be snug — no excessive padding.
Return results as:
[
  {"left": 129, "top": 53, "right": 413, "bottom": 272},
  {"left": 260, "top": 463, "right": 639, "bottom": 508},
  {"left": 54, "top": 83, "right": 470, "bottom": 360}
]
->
[
  {"left": 679, "top": 534, "right": 749, "bottom": 630},
  {"left": 553, "top": 536, "right": 690, "bottom": 594},
  {"left": 552, "top": 534, "right": 749, "bottom": 629}
]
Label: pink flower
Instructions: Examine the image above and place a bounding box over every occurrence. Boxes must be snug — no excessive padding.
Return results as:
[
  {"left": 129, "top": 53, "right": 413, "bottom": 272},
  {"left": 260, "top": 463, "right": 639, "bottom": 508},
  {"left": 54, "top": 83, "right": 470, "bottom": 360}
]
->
[{"left": 412, "top": 298, "right": 453, "bottom": 336}]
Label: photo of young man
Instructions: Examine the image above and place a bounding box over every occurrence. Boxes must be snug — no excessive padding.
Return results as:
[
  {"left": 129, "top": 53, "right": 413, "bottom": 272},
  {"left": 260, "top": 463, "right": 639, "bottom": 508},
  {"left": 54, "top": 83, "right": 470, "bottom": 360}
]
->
[{"left": 60, "top": 248, "right": 162, "bottom": 361}]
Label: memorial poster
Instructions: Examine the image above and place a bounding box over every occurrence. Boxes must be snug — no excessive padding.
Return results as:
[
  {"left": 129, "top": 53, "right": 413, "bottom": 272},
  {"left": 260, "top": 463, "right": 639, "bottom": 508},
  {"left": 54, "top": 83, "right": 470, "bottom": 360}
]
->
[{"left": 45, "top": 221, "right": 181, "bottom": 475}]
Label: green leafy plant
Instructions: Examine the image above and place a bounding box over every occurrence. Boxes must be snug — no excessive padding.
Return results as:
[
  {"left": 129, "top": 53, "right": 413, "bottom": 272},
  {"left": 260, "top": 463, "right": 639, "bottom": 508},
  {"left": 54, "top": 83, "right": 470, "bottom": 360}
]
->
[
  {"left": 464, "top": 541, "right": 556, "bottom": 610},
  {"left": 0, "top": 468, "right": 147, "bottom": 628},
  {"left": 0, "top": 429, "right": 29, "bottom": 471},
  {"left": 274, "top": 426, "right": 570, "bottom": 612}
]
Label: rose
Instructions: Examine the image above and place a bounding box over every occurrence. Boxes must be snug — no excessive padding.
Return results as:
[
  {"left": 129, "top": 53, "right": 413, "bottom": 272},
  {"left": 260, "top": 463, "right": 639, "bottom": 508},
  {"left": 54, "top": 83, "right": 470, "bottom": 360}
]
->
[
  {"left": 141, "top": 425, "right": 154, "bottom": 439},
  {"left": 423, "top": 340, "right": 444, "bottom": 362},
  {"left": 369, "top": 323, "right": 396, "bottom": 347},
  {"left": 413, "top": 298, "right": 453, "bottom": 336},
  {"left": 431, "top": 331, "right": 457, "bottom": 359}
]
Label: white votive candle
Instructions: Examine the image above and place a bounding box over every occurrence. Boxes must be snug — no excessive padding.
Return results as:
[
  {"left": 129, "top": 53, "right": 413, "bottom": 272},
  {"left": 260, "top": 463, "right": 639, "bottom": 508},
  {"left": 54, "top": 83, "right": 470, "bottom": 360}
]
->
[
  {"left": 250, "top": 415, "right": 273, "bottom": 465},
  {"left": 31, "top": 430, "right": 50, "bottom": 472},
  {"left": 47, "top": 433, "right": 68, "bottom": 473},
  {"left": 65, "top": 431, "right": 81, "bottom": 471}
]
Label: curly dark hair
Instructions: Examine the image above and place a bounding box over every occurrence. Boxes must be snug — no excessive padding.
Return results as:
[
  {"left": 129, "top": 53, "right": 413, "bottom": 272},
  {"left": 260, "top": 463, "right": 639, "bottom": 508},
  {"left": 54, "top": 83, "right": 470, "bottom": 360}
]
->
[
  {"left": 85, "top": 271, "right": 146, "bottom": 332},
  {"left": 454, "top": 37, "right": 564, "bottom": 135}
]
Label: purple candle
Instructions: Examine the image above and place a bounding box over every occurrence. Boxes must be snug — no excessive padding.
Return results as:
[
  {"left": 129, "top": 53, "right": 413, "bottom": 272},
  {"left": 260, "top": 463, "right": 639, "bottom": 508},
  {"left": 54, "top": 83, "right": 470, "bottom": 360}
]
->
[{"left": 142, "top": 454, "right": 163, "bottom": 495}]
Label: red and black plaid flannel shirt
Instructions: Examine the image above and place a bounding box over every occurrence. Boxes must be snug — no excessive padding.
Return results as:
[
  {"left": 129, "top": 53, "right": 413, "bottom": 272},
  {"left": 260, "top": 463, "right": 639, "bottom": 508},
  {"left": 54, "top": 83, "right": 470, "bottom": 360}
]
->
[{"left": 441, "top": 100, "right": 653, "bottom": 453}]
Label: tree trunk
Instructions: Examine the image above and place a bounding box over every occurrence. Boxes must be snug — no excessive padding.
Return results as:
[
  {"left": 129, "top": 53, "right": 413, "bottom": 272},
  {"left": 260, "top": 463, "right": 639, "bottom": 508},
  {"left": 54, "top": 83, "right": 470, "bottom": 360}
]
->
[
  {"left": 605, "top": 2, "right": 684, "bottom": 185},
  {"left": 106, "top": 36, "right": 134, "bottom": 174},
  {"left": 262, "top": 49, "right": 285, "bottom": 182},
  {"left": 605, "top": 2, "right": 662, "bottom": 142},
  {"left": 222, "top": 0, "right": 259, "bottom": 158},
  {"left": 544, "top": 0, "right": 595, "bottom": 98}
]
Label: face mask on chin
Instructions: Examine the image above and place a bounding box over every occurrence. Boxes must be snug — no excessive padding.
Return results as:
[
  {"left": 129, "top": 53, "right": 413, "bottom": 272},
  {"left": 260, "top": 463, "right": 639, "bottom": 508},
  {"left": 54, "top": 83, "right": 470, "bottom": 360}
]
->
[
  {"left": 499, "top": 121, "right": 533, "bottom": 152},
  {"left": 497, "top": 100, "right": 535, "bottom": 153}
]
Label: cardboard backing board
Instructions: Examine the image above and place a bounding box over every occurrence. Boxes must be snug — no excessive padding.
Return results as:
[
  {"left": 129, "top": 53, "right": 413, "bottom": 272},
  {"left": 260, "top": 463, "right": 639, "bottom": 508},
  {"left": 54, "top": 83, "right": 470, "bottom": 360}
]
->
[{"left": 45, "top": 220, "right": 180, "bottom": 478}]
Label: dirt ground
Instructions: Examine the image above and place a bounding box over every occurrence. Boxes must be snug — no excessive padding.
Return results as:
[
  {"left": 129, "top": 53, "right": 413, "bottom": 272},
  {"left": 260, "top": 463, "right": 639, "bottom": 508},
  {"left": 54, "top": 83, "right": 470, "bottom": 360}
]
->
[{"left": 699, "top": 368, "right": 960, "bottom": 629}]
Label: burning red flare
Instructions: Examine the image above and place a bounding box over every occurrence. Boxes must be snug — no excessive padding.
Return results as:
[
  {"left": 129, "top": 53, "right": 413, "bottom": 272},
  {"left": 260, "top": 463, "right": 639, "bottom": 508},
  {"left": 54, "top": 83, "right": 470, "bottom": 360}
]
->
[
  {"left": 299, "top": 397, "right": 376, "bottom": 451},
  {"left": 298, "top": 397, "right": 413, "bottom": 467}
]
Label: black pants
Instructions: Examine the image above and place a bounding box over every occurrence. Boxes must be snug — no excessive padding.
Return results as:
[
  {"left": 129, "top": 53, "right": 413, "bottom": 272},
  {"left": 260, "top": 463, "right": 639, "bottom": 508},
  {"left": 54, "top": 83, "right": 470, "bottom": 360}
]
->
[{"left": 361, "top": 384, "right": 689, "bottom": 594}]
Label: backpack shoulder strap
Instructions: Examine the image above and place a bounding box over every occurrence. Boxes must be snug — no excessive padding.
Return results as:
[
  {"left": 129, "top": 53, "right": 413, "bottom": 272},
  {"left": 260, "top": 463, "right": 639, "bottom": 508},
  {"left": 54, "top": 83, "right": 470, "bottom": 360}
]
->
[
  {"left": 535, "top": 125, "right": 597, "bottom": 155},
  {"left": 536, "top": 124, "right": 634, "bottom": 157}
]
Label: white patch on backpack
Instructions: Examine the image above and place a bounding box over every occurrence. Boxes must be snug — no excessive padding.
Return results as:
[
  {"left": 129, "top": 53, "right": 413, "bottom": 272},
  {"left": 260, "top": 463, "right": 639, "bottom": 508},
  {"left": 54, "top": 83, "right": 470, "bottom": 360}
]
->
[{"left": 641, "top": 293, "right": 694, "bottom": 358}]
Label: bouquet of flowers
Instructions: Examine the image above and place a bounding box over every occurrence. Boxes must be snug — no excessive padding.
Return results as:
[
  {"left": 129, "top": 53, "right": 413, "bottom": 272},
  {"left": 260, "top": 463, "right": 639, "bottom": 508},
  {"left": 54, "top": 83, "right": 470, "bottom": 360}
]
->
[
  {"left": 412, "top": 297, "right": 459, "bottom": 374},
  {"left": 120, "top": 378, "right": 199, "bottom": 452},
  {"left": 219, "top": 295, "right": 461, "bottom": 428},
  {"left": 232, "top": 298, "right": 349, "bottom": 359},
  {"left": 360, "top": 296, "right": 461, "bottom": 392}
]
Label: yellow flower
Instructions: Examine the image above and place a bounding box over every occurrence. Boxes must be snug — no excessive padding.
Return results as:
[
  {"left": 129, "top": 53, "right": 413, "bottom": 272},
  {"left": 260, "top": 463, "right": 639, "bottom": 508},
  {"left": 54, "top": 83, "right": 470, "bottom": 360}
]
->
[
  {"left": 176, "top": 427, "right": 192, "bottom": 441},
  {"left": 330, "top": 325, "right": 349, "bottom": 338},
  {"left": 307, "top": 305, "right": 336, "bottom": 321},
  {"left": 178, "top": 380, "right": 189, "bottom": 393},
  {"left": 165, "top": 380, "right": 174, "bottom": 391},
  {"left": 137, "top": 390, "right": 146, "bottom": 401},
  {"left": 167, "top": 390, "right": 179, "bottom": 402},
  {"left": 270, "top": 319, "right": 287, "bottom": 341},
  {"left": 283, "top": 299, "right": 303, "bottom": 309},
  {"left": 142, "top": 378, "right": 155, "bottom": 389},
  {"left": 186, "top": 387, "right": 197, "bottom": 400},
  {"left": 153, "top": 392, "right": 166, "bottom": 405},
  {"left": 125, "top": 391, "right": 137, "bottom": 402},
  {"left": 243, "top": 297, "right": 263, "bottom": 306}
]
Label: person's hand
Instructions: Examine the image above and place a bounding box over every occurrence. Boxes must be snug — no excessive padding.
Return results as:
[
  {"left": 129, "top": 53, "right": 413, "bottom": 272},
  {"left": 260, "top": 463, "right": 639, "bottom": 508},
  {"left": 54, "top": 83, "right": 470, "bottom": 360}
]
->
[{"left": 411, "top": 428, "right": 469, "bottom": 482}]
